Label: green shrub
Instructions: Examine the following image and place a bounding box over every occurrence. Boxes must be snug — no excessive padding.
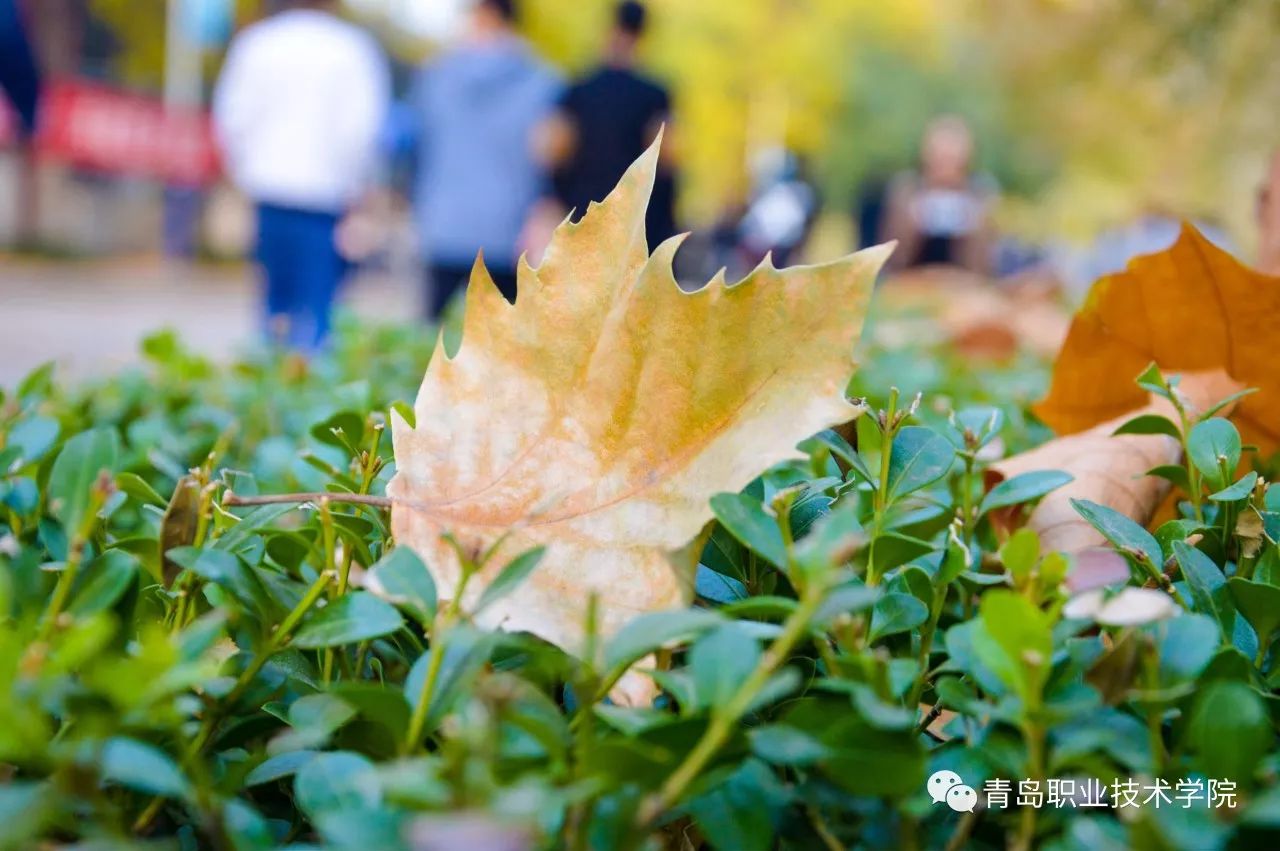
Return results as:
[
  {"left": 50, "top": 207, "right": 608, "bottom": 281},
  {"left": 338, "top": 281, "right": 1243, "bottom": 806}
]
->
[{"left": 0, "top": 316, "right": 1275, "bottom": 850}]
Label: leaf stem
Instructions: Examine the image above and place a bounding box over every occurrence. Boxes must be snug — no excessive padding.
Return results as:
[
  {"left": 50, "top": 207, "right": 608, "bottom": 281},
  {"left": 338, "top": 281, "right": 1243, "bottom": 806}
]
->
[
  {"left": 222, "top": 490, "right": 393, "bottom": 508},
  {"left": 402, "top": 560, "right": 475, "bottom": 754},
  {"left": 38, "top": 484, "right": 107, "bottom": 643},
  {"left": 135, "top": 569, "right": 333, "bottom": 835},
  {"left": 636, "top": 586, "right": 826, "bottom": 829},
  {"left": 192, "top": 569, "right": 333, "bottom": 752}
]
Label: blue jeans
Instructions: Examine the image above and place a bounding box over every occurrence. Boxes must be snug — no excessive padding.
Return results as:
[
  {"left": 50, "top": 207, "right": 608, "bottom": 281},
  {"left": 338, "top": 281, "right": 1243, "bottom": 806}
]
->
[{"left": 255, "top": 203, "right": 345, "bottom": 352}]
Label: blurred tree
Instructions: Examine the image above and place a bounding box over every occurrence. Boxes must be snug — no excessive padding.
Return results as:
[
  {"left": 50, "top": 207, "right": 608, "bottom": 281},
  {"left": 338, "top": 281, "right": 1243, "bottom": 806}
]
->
[
  {"left": 969, "top": 0, "right": 1280, "bottom": 246},
  {"left": 521, "top": 0, "right": 936, "bottom": 222},
  {"left": 88, "top": 0, "right": 264, "bottom": 89}
]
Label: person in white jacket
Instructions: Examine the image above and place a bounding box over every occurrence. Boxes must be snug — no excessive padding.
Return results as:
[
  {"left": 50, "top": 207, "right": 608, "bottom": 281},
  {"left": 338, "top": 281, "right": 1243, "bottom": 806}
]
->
[{"left": 213, "top": 0, "right": 389, "bottom": 351}]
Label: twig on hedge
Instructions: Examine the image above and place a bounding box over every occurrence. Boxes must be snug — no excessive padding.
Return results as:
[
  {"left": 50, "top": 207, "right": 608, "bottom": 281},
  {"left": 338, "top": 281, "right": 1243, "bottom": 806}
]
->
[
  {"left": 222, "top": 490, "right": 393, "bottom": 508},
  {"left": 915, "top": 702, "right": 946, "bottom": 736},
  {"left": 636, "top": 585, "right": 827, "bottom": 829},
  {"left": 806, "top": 804, "right": 847, "bottom": 851},
  {"left": 133, "top": 570, "right": 335, "bottom": 835},
  {"left": 944, "top": 809, "right": 978, "bottom": 851}
]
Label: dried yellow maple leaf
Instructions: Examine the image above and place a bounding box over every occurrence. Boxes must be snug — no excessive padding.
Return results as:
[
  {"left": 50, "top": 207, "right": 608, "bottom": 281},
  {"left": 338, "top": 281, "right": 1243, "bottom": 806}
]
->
[
  {"left": 387, "top": 142, "right": 888, "bottom": 657},
  {"left": 1035, "top": 225, "right": 1280, "bottom": 453}
]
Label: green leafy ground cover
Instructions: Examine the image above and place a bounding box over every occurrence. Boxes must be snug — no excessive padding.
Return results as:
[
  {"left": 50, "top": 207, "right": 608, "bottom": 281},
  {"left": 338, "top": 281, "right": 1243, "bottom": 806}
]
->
[{"left": 1, "top": 308, "right": 1277, "bottom": 851}]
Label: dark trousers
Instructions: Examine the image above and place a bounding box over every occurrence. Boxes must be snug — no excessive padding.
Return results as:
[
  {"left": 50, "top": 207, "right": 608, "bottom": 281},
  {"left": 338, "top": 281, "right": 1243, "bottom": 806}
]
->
[
  {"left": 256, "top": 203, "right": 345, "bottom": 352},
  {"left": 426, "top": 262, "right": 517, "bottom": 320}
]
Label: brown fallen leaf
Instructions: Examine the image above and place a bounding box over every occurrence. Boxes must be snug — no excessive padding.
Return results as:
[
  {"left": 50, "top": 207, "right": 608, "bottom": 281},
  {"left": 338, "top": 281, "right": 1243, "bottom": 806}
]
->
[
  {"left": 1035, "top": 224, "right": 1280, "bottom": 454},
  {"left": 986, "top": 370, "right": 1241, "bottom": 554},
  {"left": 388, "top": 139, "right": 888, "bottom": 660},
  {"left": 875, "top": 268, "right": 1070, "bottom": 360},
  {"left": 159, "top": 475, "right": 201, "bottom": 587}
]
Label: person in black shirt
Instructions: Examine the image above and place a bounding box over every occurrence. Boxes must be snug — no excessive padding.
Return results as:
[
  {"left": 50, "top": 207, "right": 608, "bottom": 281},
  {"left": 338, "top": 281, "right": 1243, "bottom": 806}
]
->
[
  {"left": 882, "top": 115, "right": 996, "bottom": 275},
  {"left": 532, "top": 1, "right": 677, "bottom": 251}
]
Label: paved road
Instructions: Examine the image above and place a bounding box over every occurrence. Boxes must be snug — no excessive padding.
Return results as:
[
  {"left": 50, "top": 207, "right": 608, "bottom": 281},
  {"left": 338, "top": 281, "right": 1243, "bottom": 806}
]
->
[{"left": 0, "top": 257, "right": 421, "bottom": 388}]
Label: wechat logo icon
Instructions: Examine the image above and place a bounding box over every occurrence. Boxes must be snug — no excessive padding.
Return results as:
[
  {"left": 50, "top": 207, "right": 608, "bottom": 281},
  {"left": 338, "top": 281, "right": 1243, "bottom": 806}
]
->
[{"left": 928, "top": 770, "right": 978, "bottom": 813}]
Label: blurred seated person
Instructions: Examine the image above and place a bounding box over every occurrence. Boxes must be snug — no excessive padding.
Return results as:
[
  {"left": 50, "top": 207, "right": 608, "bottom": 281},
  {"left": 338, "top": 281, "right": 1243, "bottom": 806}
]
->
[
  {"left": 883, "top": 115, "right": 995, "bottom": 275},
  {"left": 533, "top": 0, "right": 676, "bottom": 252},
  {"left": 736, "top": 147, "right": 817, "bottom": 269}
]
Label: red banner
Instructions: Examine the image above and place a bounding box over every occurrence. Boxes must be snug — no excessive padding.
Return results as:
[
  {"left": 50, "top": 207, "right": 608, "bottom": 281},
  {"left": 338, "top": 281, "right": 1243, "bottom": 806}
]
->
[{"left": 1, "top": 78, "right": 221, "bottom": 187}]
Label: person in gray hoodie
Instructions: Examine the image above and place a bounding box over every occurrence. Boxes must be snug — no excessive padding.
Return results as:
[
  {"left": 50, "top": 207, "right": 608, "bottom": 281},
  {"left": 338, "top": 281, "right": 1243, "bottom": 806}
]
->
[{"left": 410, "top": 0, "right": 561, "bottom": 318}]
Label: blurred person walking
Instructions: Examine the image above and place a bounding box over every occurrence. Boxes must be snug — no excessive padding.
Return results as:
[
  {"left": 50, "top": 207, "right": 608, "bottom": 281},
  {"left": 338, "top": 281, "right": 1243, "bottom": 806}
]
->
[
  {"left": 883, "top": 115, "right": 995, "bottom": 275},
  {"left": 1, "top": 0, "right": 40, "bottom": 245},
  {"left": 213, "top": 0, "right": 389, "bottom": 351},
  {"left": 409, "top": 0, "right": 560, "bottom": 318},
  {"left": 0, "top": 0, "right": 40, "bottom": 135},
  {"left": 535, "top": 1, "right": 677, "bottom": 251}
]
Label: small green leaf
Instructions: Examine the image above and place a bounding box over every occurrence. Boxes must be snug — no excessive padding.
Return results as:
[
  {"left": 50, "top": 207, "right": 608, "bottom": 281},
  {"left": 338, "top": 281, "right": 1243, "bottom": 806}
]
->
[
  {"left": 1209, "top": 471, "right": 1258, "bottom": 503},
  {"left": 970, "top": 590, "right": 1052, "bottom": 702},
  {"left": 1186, "top": 681, "right": 1270, "bottom": 782},
  {"left": 473, "top": 547, "right": 546, "bottom": 614},
  {"left": 293, "top": 752, "right": 381, "bottom": 818},
  {"left": 100, "top": 737, "right": 190, "bottom": 800},
  {"left": 48, "top": 427, "right": 120, "bottom": 534},
  {"left": 980, "top": 470, "right": 1073, "bottom": 517},
  {"left": 886, "top": 427, "right": 954, "bottom": 501},
  {"left": 793, "top": 499, "right": 864, "bottom": 582},
  {"left": 1199, "top": 387, "right": 1259, "bottom": 422},
  {"left": 1070, "top": 498, "right": 1163, "bottom": 568},
  {"left": 711, "top": 492, "right": 788, "bottom": 567},
  {"left": 244, "top": 750, "right": 319, "bottom": 787},
  {"left": 1256, "top": 549, "right": 1280, "bottom": 587},
  {"left": 749, "top": 725, "right": 831, "bottom": 766},
  {"left": 812, "top": 583, "right": 880, "bottom": 626},
  {"left": 868, "top": 592, "right": 928, "bottom": 642},
  {"left": 390, "top": 400, "right": 416, "bottom": 429},
  {"left": 870, "top": 532, "right": 934, "bottom": 574},
  {"left": 801, "top": 429, "right": 874, "bottom": 483},
  {"left": 365, "top": 547, "right": 436, "bottom": 624},
  {"left": 7, "top": 415, "right": 60, "bottom": 465},
  {"left": 604, "top": 609, "right": 724, "bottom": 675},
  {"left": 690, "top": 623, "right": 762, "bottom": 709},
  {"left": 1151, "top": 614, "right": 1220, "bottom": 686},
  {"left": 1187, "top": 418, "right": 1241, "bottom": 490},
  {"left": 292, "top": 592, "right": 405, "bottom": 649},
  {"left": 999, "top": 528, "right": 1040, "bottom": 583},
  {"left": 1112, "top": 413, "right": 1181, "bottom": 439},
  {"left": 1265, "top": 485, "right": 1280, "bottom": 514},
  {"left": 270, "top": 694, "right": 358, "bottom": 754},
  {"left": 1146, "top": 464, "right": 1191, "bottom": 491},
  {"left": 115, "top": 472, "right": 166, "bottom": 507},
  {"left": 688, "top": 759, "right": 787, "bottom": 851},
  {"left": 329, "top": 683, "right": 412, "bottom": 739},
  {"left": 404, "top": 625, "right": 493, "bottom": 732},
  {"left": 16, "top": 361, "right": 55, "bottom": 401},
  {"left": 69, "top": 550, "right": 138, "bottom": 617},
  {"left": 782, "top": 697, "right": 925, "bottom": 796},
  {"left": 1134, "top": 362, "right": 1171, "bottom": 399},
  {"left": 948, "top": 406, "right": 1005, "bottom": 450},
  {"left": 223, "top": 799, "right": 274, "bottom": 851},
  {"left": 1173, "top": 541, "right": 1233, "bottom": 636},
  {"left": 166, "top": 546, "right": 272, "bottom": 616},
  {"left": 214, "top": 503, "right": 298, "bottom": 553},
  {"left": 310, "top": 411, "right": 365, "bottom": 455},
  {"left": 1227, "top": 578, "right": 1280, "bottom": 646}
]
